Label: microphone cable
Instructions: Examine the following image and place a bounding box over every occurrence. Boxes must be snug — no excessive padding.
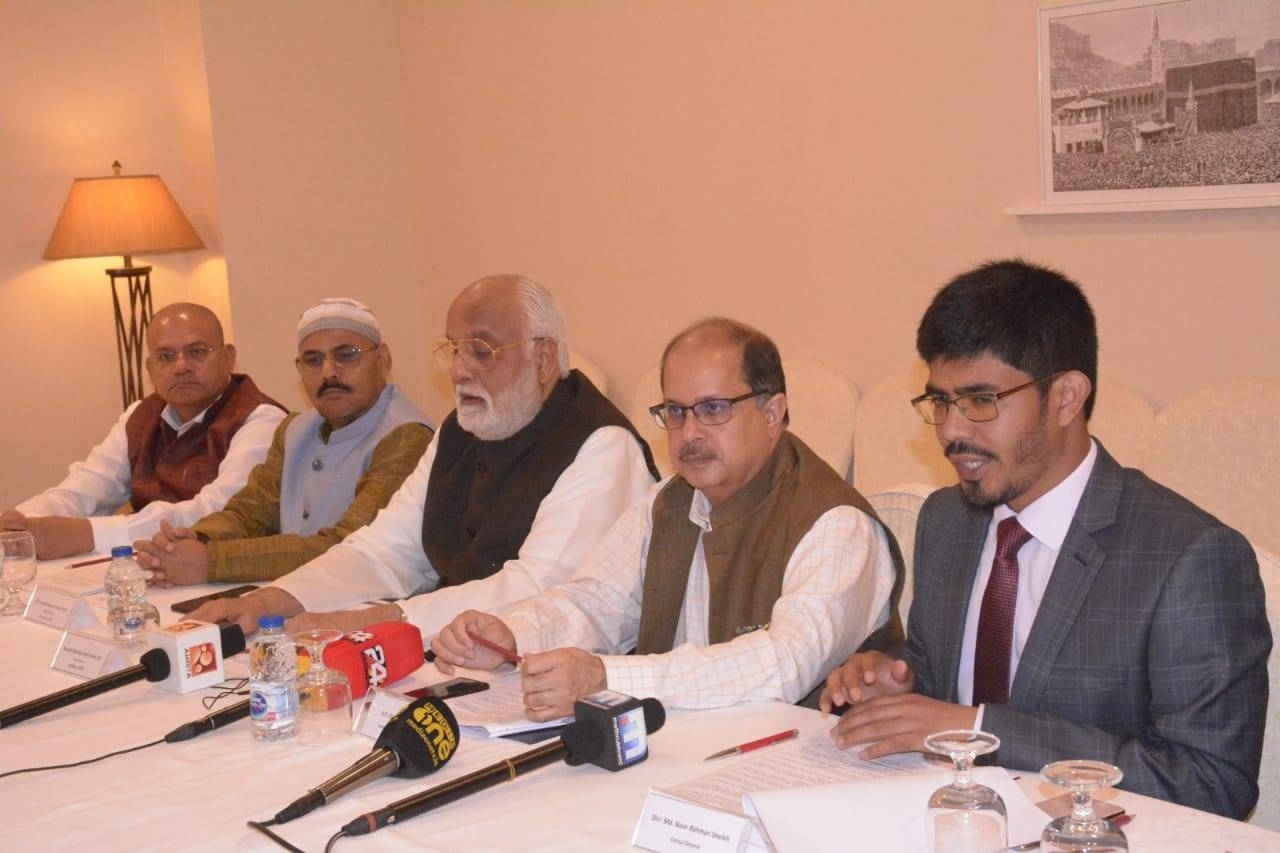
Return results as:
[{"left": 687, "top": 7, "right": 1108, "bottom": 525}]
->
[{"left": 246, "top": 820, "right": 307, "bottom": 853}]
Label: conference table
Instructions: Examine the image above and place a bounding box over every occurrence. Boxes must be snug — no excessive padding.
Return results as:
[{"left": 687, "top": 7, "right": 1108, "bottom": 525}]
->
[{"left": 2, "top": 559, "right": 1277, "bottom": 852}]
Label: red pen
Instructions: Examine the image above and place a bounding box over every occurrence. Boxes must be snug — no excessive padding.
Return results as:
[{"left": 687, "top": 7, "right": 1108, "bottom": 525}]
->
[
  {"left": 68, "top": 556, "right": 113, "bottom": 569},
  {"left": 466, "top": 629, "right": 522, "bottom": 665},
  {"left": 704, "top": 728, "right": 800, "bottom": 760}
]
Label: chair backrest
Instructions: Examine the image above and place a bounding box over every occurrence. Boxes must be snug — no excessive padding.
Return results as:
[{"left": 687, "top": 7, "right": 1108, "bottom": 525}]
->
[
  {"left": 1145, "top": 377, "right": 1280, "bottom": 555},
  {"left": 853, "top": 361, "right": 954, "bottom": 495},
  {"left": 867, "top": 484, "right": 937, "bottom": 632},
  {"left": 569, "top": 349, "right": 610, "bottom": 401},
  {"left": 1088, "top": 374, "right": 1156, "bottom": 470},
  {"left": 626, "top": 355, "right": 860, "bottom": 481},
  {"left": 1252, "top": 544, "right": 1280, "bottom": 830}
]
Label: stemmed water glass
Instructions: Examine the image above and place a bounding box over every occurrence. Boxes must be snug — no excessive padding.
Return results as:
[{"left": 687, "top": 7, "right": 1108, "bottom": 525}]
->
[
  {"left": 294, "top": 628, "right": 353, "bottom": 746},
  {"left": 0, "top": 531, "right": 38, "bottom": 617},
  {"left": 1040, "top": 760, "right": 1129, "bottom": 851},
  {"left": 923, "top": 729, "right": 1007, "bottom": 853}
]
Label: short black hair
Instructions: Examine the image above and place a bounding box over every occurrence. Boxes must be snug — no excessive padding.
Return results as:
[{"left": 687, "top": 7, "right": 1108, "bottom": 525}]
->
[
  {"left": 916, "top": 259, "right": 1098, "bottom": 419},
  {"left": 660, "top": 317, "right": 789, "bottom": 427}
]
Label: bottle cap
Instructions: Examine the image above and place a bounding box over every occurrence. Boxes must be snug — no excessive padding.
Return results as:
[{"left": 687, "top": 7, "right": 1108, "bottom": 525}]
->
[
  {"left": 258, "top": 614, "right": 286, "bottom": 630},
  {"left": 110, "top": 545, "right": 135, "bottom": 558}
]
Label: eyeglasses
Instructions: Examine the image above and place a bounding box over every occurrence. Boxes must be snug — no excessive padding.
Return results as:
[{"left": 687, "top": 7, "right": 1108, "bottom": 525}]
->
[
  {"left": 649, "top": 391, "right": 764, "bottom": 430},
  {"left": 295, "top": 344, "right": 377, "bottom": 375},
  {"left": 432, "top": 337, "right": 543, "bottom": 371},
  {"left": 147, "top": 345, "right": 218, "bottom": 368},
  {"left": 910, "top": 373, "right": 1061, "bottom": 425}
]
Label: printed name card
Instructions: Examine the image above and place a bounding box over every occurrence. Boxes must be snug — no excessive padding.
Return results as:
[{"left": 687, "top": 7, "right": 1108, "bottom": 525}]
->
[
  {"left": 24, "top": 584, "right": 100, "bottom": 631},
  {"left": 51, "top": 630, "right": 129, "bottom": 680},
  {"left": 355, "top": 688, "right": 412, "bottom": 739},
  {"left": 633, "top": 789, "right": 758, "bottom": 853}
]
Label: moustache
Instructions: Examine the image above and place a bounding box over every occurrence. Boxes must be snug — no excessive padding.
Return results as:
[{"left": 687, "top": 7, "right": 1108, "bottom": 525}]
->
[
  {"left": 318, "top": 381, "right": 352, "bottom": 395},
  {"left": 678, "top": 443, "right": 717, "bottom": 462},
  {"left": 945, "top": 441, "right": 995, "bottom": 460}
]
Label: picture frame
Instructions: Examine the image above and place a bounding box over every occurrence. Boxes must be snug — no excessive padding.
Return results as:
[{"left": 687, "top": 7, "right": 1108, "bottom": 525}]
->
[{"left": 1037, "top": 0, "right": 1280, "bottom": 207}]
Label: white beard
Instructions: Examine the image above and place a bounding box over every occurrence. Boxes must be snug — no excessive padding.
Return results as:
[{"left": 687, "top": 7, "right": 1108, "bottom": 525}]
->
[{"left": 454, "top": 363, "right": 546, "bottom": 441}]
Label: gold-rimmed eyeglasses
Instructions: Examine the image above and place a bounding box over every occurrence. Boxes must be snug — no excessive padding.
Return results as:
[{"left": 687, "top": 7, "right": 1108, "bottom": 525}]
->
[
  {"left": 146, "top": 345, "right": 218, "bottom": 369},
  {"left": 910, "top": 373, "right": 1062, "bottom": 425},
  {"left": 295, "top": 344, "right": 377, "bottom": 375},
  {"left": 432, "top": 337, "right": 543, "bottom": 371}
]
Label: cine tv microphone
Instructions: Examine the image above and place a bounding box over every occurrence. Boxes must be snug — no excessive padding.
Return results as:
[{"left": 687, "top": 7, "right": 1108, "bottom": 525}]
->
[
  {"left": 0, "top": 622, "right": 245, "bottom": 729},
  {"left": 340, "top": 692, "right": 665, "bottom": 837},
  {"left": 272, "top": 695, "right": 459, "bottom": 824},
  {"left": 317, "top": 621, "right": 425, "bottom": 700}
]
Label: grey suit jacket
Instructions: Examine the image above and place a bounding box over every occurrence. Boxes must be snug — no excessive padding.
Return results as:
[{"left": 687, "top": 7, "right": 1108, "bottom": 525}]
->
[{"left": 904, "top": 442, "right": 1270, "bottom": 819}]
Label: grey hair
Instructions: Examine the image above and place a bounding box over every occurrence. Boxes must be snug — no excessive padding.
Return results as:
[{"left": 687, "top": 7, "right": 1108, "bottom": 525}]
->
[{"left": 513, "top": 276, "right": 570, "bottom": 377}]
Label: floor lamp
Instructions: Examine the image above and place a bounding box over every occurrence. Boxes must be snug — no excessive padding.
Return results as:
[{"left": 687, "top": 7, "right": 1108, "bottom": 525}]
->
[{"left": 43, "top": 161, "right": 206, "bottom": 409}]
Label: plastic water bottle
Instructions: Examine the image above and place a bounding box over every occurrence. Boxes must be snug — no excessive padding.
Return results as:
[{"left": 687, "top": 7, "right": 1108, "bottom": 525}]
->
[
  {"left": 249, "top": 614, "right": 298, "bottom": 741},
  {"left": 104, "top": 546, "right": 157, "bottom": 652}
]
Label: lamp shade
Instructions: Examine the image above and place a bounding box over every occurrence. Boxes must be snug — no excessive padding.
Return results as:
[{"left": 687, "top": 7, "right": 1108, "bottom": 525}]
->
[{"left": 43, "top": 174, "right": 205, "bottom": 261}]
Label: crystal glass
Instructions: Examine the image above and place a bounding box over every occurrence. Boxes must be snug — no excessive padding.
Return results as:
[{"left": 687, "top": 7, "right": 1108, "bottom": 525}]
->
[
  {"left": 294, "top": 628, "right": 353, "bottom": 746},
  {"left": 1040, "top": 760, "right": 1129, "bottom": 852},
  {"left": 923, "top": 729, "right": 1007, "bottom": 853},
  {"left": 0, "top": 531, "right": 38, "bottom": 617}
]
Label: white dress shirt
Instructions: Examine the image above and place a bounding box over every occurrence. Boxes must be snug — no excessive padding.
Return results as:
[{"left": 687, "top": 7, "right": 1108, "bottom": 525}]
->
[
  {"left": 959, "top": 439, "right": 1098, "bottom": 715},
  {"left": 271, "top": 425, "right": 656, "bottom": 640},
  {"left": 15, "top": 400, "right": 285, "bottom": 552},
  {"left": 502, "top": 480, "right": 897, "bottom": 709}
]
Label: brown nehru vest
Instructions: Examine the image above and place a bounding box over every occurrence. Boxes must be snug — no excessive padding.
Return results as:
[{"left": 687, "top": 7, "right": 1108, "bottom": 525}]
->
[
  {"left": 635, "top": 431, "right": 904, "bottom": 655},
  {"left": 125, "top": 374, "right": 284, "bottom": 509}
]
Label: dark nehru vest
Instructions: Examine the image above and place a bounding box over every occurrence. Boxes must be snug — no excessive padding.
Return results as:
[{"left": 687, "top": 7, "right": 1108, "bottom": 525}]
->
[
  {"left": 125, "top": 374, "right": 284, "bottom": 509},
  {"left": 422, "top": 370, "right": 659, "bottom": 586},
  {"left": 635, "top": 431, "right": 905, "bottom": 656}
]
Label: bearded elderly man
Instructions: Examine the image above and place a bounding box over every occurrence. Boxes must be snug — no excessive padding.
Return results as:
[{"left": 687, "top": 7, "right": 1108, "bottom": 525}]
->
[
  {"left": 1, "top": 303, "right": 285, "bottom": 559},
  {"left": 193, "top": 275, "right": 658, "bottom": 638},
  {"left": 820, "top": 260, "right": 1269, "bottom": 819},
  {"left": 432, "top": 318, "right": 903, "bottom": 714},
  {"left": 134, "top": 298, "right": 432, "bottom": 586}
]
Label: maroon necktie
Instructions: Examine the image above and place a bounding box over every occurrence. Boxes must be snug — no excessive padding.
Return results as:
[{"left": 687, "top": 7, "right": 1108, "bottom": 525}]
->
[{"left": 972, "top": 516, "right": 1033, "bottom": 706}]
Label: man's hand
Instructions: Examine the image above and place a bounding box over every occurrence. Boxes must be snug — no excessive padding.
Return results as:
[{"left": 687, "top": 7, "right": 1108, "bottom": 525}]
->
[
  {"left": 828, "top": 693, "right": 978, "bottom": 758},
  {"left": 133, "top": 521, "right": 208, "bottom": 586},
  {"left": 190, "top": 587, "right": 303, "bottom": 637},
  {"left": 430, "top": 610, "right": 517, "bottom": 675},
  {"left": 520, "top": 648, "right": 606, "bottom": 722},
  {"left": 285, "top": 604, "right": 400, "bottom": 636},
  {"left": 16, "top": 516, "right": 94, "bottom": 560},
  {"left": 819, "top": 651, "right": 916, "bottom": 713},
  {"left": 0, "top": 509, "right": 29, "bottom": 531}
]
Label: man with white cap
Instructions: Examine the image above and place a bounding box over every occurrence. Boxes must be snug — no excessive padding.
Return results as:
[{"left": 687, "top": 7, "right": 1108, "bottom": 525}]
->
[{"left": 134, "top": 298, "right": 432, "bottom": 585}]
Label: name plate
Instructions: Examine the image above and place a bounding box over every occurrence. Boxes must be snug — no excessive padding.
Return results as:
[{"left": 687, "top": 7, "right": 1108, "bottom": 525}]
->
[
  {"left": 51, "top": 630, "right": 129, "bottom": 680},
  {"left": 354, "top": 687, "right": 412, "bottom": 739},
  {"left": 24, "top": 584, "right": 100, "bottom": 631},
  {"left": 633, "top": 789, "right": 758, "bottom": 853}
]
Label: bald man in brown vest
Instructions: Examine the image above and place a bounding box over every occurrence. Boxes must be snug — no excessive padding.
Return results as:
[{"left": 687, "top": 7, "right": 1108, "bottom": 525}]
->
[
  {"left": 432, "top": 318, "right": 905, "bottom": 718},
  {"left": 2, "top": 303, "right": 285, "bottom": 559}
]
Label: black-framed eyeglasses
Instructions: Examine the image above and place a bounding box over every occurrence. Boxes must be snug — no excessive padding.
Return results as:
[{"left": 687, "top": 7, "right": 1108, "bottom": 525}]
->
[
  {"left": 432, "top": 337, "right": 545, "bottom": 372},
  {"left": 147, "top": 345, "right": 218, "bottom": 368},
  {"left": 295, "top": 344, "right": 377, "bottom": 375},
  {"left": 649, "top": 391, "right": 764, "bottom": 430},
  {"left": 910, "top": 373, "right": 1062, "bottom": 425}
]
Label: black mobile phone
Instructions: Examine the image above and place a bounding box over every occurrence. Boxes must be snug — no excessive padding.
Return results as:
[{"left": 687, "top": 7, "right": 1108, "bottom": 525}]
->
[
  {"left": 406, "top": 677, "right": 490, "bottom": 701},
  {"left": 170, "top": 584, "right": 260, "bottom": 614}
]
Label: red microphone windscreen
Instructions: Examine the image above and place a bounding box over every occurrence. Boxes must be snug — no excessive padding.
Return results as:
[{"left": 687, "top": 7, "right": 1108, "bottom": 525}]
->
[{"left": 318, "top": 621, "right": 424, "bottom": 699}]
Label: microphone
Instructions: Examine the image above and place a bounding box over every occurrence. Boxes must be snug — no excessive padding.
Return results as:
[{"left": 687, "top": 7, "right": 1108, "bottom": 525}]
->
[
  {"left": 272, "top": 695, "right": 459, "bottom": 824},
  {"left": 340, "top": 693, "right": 665, "bottom": 837},
  {"left": 0, "top": 623, "right": 245, "bottom": 729},
  {"left": 317, "top": 621, "right": 424, "bottom": 700},
  {"left": 163, "top": 698, "right": 252, "bottom": 743}
]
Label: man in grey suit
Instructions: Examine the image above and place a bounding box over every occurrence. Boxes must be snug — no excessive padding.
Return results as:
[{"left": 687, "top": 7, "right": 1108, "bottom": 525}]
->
[{"left": 820, "top": 259, "right": 1269, "bottom": 819}]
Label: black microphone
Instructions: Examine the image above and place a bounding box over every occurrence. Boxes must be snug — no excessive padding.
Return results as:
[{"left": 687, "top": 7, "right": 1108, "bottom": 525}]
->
[
  {"left": 0, "top": 624, "right": 245, "bottom": 729},
  {"left": 163, "top": 698, "right": 252, "bottom": 743},
  {"left": 272, "top": 696, "right": 459, "bottom": 824},
  {"left": 340, "top": 694, "right": 665, "bottom": 837}
]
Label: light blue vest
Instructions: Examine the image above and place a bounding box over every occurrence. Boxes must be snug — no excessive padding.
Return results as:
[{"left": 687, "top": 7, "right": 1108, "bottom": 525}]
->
[{"left": 279, "top": 384, "right": 429, "bottom": 535}]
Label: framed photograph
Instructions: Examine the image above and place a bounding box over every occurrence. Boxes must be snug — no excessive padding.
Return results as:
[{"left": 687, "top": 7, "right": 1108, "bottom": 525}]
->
[{"left": 1037, "top": 0, "right": 1280, "bottom": 206}]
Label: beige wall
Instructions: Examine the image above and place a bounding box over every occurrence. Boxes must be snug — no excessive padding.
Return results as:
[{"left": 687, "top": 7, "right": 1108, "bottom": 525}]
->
[{"left": 4, "top": 0, "right": 1277, "bottom": 508}]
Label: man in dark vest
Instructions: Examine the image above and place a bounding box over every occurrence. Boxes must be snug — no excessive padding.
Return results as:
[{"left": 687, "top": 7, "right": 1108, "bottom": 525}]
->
[
  {"left": 192, "top": 275, "right": 658, "bottom": 638},
  {"left": 133, "top": 298, "right": 433, "bottom": 586},
  {"left": 430, "top": 318, "right": 903, "bottom": 717},
  {"left": 1, "top": 303, "right": 285, "bottom": 559}
]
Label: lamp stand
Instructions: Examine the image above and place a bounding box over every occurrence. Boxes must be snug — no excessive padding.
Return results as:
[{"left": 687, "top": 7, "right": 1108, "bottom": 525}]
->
[{"left": 105, "top": 259, "right": 153, "bottom": 409}]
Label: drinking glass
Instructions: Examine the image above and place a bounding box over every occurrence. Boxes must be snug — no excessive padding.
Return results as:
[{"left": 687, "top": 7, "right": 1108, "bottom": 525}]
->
[
  {"left": 923, "top": 729, "right": 1007, "bottom": 853},
  {"left": 0, "top": 531, "right": 38, "bottom": 617},
  {"left": 294, "top": 628, "right": 353, "bottom": 746},
  {"left": 1040, "top": 760, "right": 1129, "bottom": 852}
]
